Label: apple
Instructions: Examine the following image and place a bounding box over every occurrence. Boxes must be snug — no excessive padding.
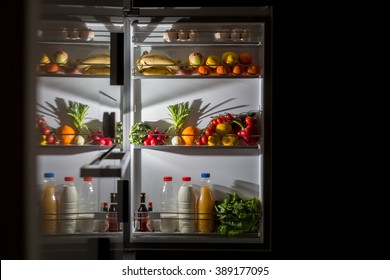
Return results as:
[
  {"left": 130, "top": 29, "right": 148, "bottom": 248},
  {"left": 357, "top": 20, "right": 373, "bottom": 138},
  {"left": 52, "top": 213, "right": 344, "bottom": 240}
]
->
[
  {"left": 178, "top": 60, "right": 195, "bottom": 75},
  {"left": 53, "top": 50, "right": 69, "bottom": 65},
  {"left": 188, "top": 51, "right": 205, "bottom": 67}
]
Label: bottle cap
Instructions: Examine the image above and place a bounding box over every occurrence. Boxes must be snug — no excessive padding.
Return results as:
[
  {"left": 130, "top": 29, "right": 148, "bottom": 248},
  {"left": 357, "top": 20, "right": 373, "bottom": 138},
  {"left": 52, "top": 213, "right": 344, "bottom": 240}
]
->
[
  {"left": 64, "top": 176, "right": 74, "bottom": 181},
  {"left": 201, "top": 173, "right": 210, "bottom": 178},
  {"left": 163, "top": 176, "right": 172, "bottom": 181},
  {"left": 44, "top": 172, "right": 55, "bottom": 178},
  {"left": 182, "top": 176, "right": 191, "bottom": 181},
  {"left": 84, "top": 177, "right": 92, "bottom": 181}
]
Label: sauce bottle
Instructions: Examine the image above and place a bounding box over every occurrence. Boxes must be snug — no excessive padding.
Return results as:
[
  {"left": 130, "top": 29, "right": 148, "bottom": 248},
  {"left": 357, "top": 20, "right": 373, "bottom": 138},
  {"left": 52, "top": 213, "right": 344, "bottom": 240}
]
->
[{"left": 136, "top": 192, "right": 148, "bottom": 232}]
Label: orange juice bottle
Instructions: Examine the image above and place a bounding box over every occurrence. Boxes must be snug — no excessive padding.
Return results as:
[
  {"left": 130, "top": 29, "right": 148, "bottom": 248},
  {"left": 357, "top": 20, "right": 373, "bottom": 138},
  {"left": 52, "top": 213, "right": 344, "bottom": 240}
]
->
[
  {"left": 41, "top": 172, "right": 57, "bottom": 234},
  {"left": 197, "top": 173, "right": 215, "bottom": 232}
]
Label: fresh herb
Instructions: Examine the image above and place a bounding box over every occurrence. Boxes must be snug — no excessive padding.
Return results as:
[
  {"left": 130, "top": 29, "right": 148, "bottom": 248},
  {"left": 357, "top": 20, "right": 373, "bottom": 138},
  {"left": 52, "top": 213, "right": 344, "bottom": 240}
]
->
[
  {"left": 215, "top": 192, "right": 262, "bottom": 238},
  {"left": 167, "top": 102, "right": 192, "bottom": 135},
  {"left": 66, "top": 101, "right": 90, "bottom": 134},
  {"left": 129, "top": 121, "right": 152, "bottom": 145}
]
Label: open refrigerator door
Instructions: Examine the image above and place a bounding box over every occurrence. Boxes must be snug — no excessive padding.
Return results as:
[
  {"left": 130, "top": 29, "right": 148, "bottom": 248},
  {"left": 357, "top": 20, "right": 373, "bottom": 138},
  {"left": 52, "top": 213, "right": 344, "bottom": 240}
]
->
[{"left": 121, "top": 5, "right": 272, "bottom": 258}]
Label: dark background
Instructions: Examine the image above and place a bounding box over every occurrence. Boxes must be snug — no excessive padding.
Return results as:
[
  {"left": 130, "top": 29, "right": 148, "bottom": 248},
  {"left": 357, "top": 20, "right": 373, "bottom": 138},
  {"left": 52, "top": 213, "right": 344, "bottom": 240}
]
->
[{"left": 2, "top": 2, "right": 387, "bottom": 260}]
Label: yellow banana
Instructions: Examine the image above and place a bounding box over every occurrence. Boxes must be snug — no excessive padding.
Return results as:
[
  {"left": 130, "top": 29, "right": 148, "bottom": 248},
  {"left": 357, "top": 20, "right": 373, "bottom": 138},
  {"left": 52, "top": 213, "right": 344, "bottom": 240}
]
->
[
  {"left": 78, "top": 52, "right": 110, "bottom": 69},
  {"left": 81, "top": 66, "right": 110, "bottom": 75},
  {"left": 136, "top": 51, "right": 179, "bottom": 72},
  {"left": 140, "top": 67, "right": 174, "bottom": 76}
]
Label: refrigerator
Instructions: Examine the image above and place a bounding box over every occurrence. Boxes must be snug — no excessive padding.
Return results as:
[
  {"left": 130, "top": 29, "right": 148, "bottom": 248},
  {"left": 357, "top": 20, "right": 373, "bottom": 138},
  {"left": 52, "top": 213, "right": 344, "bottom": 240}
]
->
[{"left": 26, "top": 2, "right": 272, "bottom": 260}]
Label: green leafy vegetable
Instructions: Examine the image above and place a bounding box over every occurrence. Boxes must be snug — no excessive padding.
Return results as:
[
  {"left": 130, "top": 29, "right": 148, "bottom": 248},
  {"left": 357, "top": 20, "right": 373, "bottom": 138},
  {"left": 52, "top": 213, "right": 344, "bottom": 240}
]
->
[
  {"left": 215, "top": 192, "right": 262, "bottom": 238},
  {"left": 129, "top": 121, "right": 152, "bottom": 145}
]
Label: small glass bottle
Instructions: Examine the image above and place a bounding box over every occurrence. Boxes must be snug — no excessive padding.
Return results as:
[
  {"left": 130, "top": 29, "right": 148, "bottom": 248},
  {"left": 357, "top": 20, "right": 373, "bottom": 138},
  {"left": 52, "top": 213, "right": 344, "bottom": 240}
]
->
[
  {"left": 59, "top": 176, "right": 78, "bottom": 234},
  {"left": 41, "top": 172, "right": 57, "bottom": 234},
  {"left": 147, "top": 202, "right": 154, "bottom": 232},
  {"left": 197, "top": 173, "right": 215, "bottom": 232},
  {"left": 108, "top": 193, "right": 121, "bottom": 232},
  {"left": 160, "top": 176, "right": 178, "bottom": 232},
  {"left": 95, "top": 202, "right": 109, "bottom": 232},
  {"left": 136, "top": 193, "right": 148, "bottom": 232}
]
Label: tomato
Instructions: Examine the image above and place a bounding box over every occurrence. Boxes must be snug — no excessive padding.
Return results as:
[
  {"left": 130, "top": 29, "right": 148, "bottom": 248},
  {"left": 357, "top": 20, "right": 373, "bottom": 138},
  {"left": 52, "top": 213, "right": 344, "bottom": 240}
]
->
[
  {"left": 212, "top": 119, "right": 219, "bottom": 127},
  {"left": 196, "top": 139, "right": 203, "bottom": 145},
  {"left": 46, "top": 135, "right": 54, "bottom": 144},
  {"left": 36, "top": 117, "right": 46, "bottom": 128},
  {"left": 42, "top": 127, "right": 51, "bottom": 135},
  {"left": 201, "top": 135, "right": 208, "bottom": 145},
  {"left": 217, "top": 117, "right": 224, "bottom": 124},
  {"left": 225, "top": 113, "right": 233, "bottom": 121},
  {"left": 205, "top": 128, "right": 214, "bottom": 136}
]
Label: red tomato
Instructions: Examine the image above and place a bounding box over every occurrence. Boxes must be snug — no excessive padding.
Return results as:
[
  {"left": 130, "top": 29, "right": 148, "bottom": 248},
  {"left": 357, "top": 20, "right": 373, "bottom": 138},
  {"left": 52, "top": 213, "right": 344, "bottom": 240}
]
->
[
  {"left": 201, "top": 135, "right": 208, "bottom": 145},
  {"left": 196, "top": 139, "right": 203, "bottom": 145},
  {"left": 217, "top": 117, "right": 224, "bottom": 124},
  {"left": 225, "top": 113, "right": 233, "bottom": 121},
  {"left": 212, "top": 119, "right": 219, "bottom": 127},
  {"left": 46, "top": 135, "right": 54, "bottom": 144},
  {"left": 205, "top": 128, "right": 213, "bottom": 136},
  {"left": 42, "top": 127, "right": 51, "bottom": 135}
]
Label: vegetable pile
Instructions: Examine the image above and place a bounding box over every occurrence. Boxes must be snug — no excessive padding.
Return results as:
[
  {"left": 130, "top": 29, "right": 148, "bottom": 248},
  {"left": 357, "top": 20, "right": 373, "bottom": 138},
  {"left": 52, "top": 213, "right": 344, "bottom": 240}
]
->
[{"left": 215, "top": 192, "right": 262, "bottom": 237}]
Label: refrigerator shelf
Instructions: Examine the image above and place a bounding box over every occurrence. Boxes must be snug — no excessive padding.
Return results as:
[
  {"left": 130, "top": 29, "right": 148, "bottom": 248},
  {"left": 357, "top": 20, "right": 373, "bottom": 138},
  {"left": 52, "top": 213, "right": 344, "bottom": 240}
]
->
[
  {"left": 133, "top": 42, "right": 262, "bottom": 47},
  {"left": 132, "top": 74, "right": 261, "bottom": 79},
  {"left": 133, "top": 144, "right": 261, "bottom": 151}
]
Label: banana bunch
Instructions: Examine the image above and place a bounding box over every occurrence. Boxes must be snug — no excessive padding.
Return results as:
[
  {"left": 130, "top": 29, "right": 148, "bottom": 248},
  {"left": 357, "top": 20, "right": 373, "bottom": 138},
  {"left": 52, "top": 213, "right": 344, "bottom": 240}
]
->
[
  {"left": 77, "top": 52, "right": 110, "bottom": 75},
  {"left": 136, "top": 51, "right": 179, "bottom": 76}
]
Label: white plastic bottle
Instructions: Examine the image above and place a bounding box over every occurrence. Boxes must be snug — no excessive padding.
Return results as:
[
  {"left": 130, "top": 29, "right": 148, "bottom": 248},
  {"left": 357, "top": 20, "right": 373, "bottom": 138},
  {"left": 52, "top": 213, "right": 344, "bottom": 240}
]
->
[
  {"left": 78, "top": 177, "right": 98, "bottom": 233},
  {"left": 159, "top": 176, "right": 178, "bottom": 232},
  {"left": 59, "top": 176, "right": 78, "bottom": 234},
  {"left": 177, "top": 176, "right": 196, "bottom": 233}
]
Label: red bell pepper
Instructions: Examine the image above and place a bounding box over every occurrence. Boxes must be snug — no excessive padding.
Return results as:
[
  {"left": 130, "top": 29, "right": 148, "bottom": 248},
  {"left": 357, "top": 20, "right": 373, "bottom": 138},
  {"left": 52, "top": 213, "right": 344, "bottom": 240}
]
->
[{"left": 232, "top": 116, "right": 260, "bottom": 145}]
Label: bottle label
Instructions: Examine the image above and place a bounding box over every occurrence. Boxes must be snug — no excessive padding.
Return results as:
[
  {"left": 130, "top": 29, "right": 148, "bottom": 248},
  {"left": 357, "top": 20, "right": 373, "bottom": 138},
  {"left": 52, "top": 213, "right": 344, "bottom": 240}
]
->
[
  {"left": 137, "top": 212, "right": 148, "bottom": 232},
  {"left": 108, "top": 212, "right": 120, "bottom": 231}
]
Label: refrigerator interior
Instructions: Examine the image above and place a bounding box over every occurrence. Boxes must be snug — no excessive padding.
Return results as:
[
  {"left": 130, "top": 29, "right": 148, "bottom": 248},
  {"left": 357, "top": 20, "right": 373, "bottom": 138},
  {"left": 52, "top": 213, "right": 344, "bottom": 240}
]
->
[{"left": 123, "top": 16, "right": 269, "bottom": 251}]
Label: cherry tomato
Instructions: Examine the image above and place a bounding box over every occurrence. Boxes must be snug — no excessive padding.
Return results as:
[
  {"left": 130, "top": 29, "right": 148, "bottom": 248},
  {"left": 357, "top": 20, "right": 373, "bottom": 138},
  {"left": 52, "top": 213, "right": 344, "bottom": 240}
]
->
[
  {"left": 225, "top": 113, "right": 234, "bottom": 121},
  {"left": 42, "top": 127, "right": 51, "bottom": 135},
  {"left": 201, "top": 135, "right": 208, "bottom": 145},
  {"left": 212, "top": 119, "right": 218, "bottom": 127},
  {"left": 46, "top": 135, "right": 54, "bottom": 144},
  {"left": 196, "top": 139, "right": 203, "bottom": 146},
  {"left": 205, "top": 128, "right": 214, "bottom": 136},
  {"left": 217, "top": 117, "right": 224, "bottom": 124}
]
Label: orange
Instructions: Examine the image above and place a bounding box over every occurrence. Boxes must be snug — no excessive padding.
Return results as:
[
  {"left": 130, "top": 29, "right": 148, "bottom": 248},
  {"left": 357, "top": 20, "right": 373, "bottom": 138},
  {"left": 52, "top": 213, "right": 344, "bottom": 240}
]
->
[
  {"left": 216, "top": 65, "right": 230, "bottom": 75},
  {"left": 181, "top": 125, "right": 200, "bottom": 145},
  {"left": 197, "top": 65, "right": 212, "bottom": 75},
  {"left": 246, "top": 64, "right": 261, "bottom": 75},
  {"left": 232, "top": 65, "right": 244, "bottom": 75},
  {"left": 56, "top": 125, "right": 75, "bottom": 145},
  {"left": 45, "top": 63, "right": 59, "bottom": 73},
  {"left": 238, "top": 53, "right": 253, "bottom": 65}
]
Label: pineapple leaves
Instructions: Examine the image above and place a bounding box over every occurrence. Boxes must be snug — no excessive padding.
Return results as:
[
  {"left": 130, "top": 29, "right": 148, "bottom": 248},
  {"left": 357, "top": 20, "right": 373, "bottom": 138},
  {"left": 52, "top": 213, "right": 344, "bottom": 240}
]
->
[
  {"left": 167, "top": 102, "right": 192, "bottom": 134},
  {"left": 66, "top": 101, "right": 90, "bottom": 133}
]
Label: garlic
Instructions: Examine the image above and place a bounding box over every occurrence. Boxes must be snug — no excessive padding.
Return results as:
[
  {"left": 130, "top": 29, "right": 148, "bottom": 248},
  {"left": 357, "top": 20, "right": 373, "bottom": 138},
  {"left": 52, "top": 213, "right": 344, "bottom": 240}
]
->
[
  {"left": 171, "top": 136, "right": 182, "bottom": 145},
  {"left": 74, "top": 135, "right": 85, "bottom": 145}
]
